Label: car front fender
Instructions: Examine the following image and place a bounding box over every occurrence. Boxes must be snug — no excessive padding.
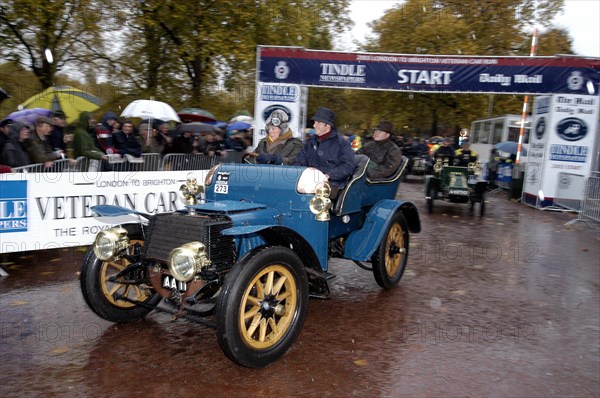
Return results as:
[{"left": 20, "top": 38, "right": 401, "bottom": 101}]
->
[
  {"left": 344, "top": 199, "right": 420, "bottom": 261},
  {"left": 91, "top": 205, "right": 152, "bottom": 219}
]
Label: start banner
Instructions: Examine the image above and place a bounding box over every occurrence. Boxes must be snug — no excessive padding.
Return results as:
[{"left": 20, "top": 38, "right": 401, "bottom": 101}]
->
[
  {"left": 0, "top": 170, "right": 207, "bottom": 254},
  {"left": 258, "top": 46, "right": 600, "bottom": 95}
]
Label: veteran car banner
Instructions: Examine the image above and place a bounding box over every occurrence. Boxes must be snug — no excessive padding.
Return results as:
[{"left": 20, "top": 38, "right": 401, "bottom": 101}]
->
[
  {"left": 0, "top": 171, "right": 207, "bottom": 253},
  {"left": 258, "top": 46, "right": 600, "bottom": 95}
]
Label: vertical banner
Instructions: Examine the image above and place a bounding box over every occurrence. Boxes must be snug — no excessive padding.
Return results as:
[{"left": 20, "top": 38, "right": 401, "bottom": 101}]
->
[
  {"left": 523, "top": 96, "right": 551, "bottom": 207},
  {"left": 253, "top": 82, "right": 307, "bottom": 148},
  {"left": 523, "top": 94, "right": 599, "bottom": 207}
]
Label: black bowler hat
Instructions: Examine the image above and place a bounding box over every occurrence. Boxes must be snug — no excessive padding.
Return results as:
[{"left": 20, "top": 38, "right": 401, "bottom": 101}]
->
[
  {"left": 311, "top": 107, "right": 335, "bottom": 126},
  {"left": 374, "top": 120, "right": 394, "bottom": 134}
]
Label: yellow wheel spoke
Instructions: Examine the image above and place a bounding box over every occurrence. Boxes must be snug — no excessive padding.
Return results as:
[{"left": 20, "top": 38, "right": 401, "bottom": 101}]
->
[
  {"left": 243, "top": 305, "right": 260, "bottom": 321},
  {"left": 265, "top": 271, "right": 274, "bottom": 294},
  {"left": 108, "top": 283, "right": 123, "bottom": 297},
  {"left": 258, "top": 318, "right": 267, "bottom": 342},
  {"left": 268, "top": 317, "right": 279, "bottom": 336},
  {"left": 254, "top": 280, "right": 265, "bottom": 299},
  {"left": 108, "top": 261, "right": 126, "bottom": 271},
  {"left": 272, "top": 276, "right": 286, "bottom": 296},
  {"left": 246, "top": 314, "right": 262, "bottom": 337},
  {"left": 246, "top": 294, "right": 261, "bottom": 306},
  {"left": 276, "top": 291, "right": 291, "bottom": 301},
  {"left": 133, "top": 286, "right": 147, "bottom": 301}
]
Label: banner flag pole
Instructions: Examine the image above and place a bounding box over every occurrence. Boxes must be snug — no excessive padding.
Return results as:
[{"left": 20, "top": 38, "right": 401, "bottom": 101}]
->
[{"left": 516, "top": 29, "right": 538, "bottom": 165}]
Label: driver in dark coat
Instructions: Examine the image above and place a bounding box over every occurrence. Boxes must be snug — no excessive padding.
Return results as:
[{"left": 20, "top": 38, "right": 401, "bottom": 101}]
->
[
  {"left": 358, "top": 120, "right": 402, "bottom": 179},
  {"left": 433, "top": 138, "right": 455, "bottom": 160},
  {"left": 295, "top": 107, "right": 355, "bottom": 198},
  {"left": 455, "top": 140, "right": 478, "bottom": 166}
]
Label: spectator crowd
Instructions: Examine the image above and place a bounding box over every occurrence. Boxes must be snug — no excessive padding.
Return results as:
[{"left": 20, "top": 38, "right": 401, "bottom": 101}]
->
[
  {"left": 1, "top": 107, "right": 502, "bottom": 186},
  {"left": 0, "top": 110, "right": 254, "bottom": 172}
]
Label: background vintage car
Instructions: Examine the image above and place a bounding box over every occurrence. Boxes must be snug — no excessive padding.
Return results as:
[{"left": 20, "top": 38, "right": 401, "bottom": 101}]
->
[
  {"left": 80, "top": 156, "right": 420, "bottom": 367},
  {"left": 425, "top": 156, "right": 487, "bottom": 215}
]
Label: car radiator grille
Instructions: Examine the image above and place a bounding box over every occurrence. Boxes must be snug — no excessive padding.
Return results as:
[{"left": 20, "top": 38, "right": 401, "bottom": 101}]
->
[{"left": 143, "top": 212, "right": 235, "bottom": 271}]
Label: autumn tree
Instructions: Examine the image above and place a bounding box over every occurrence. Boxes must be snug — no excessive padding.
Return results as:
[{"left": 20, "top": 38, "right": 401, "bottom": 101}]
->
[
  {"left": 97, "top": 0, "right": 350, "bottom": 117},
  {"left": 0, "top": 0, "right": 111, "bottom": 90}
]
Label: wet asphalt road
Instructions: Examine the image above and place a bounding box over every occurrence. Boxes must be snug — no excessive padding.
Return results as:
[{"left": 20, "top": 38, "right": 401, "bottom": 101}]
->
[{"left": 1, "top": 178, "right": 599, "bottom": 398}]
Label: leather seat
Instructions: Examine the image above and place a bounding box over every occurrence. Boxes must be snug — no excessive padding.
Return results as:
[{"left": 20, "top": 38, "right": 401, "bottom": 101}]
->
[{"left": 333, "top": 154, "right": 370, "bottom": 216}]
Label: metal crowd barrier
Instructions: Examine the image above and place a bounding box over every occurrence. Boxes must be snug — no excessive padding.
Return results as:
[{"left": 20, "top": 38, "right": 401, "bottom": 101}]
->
[
  {"left": 553, "top": 172, "right": 585, "bottom": 212},
  {"left": 579, "top": 172, "right": 600, "bottom": 224},
  {"left": 108, "top": 153, "right": 163, "bottom": 172},
  {"left": 10, "top": 151, "right": 250, "bottom": 175},
  {"left": 12, "top": 157, "right": 86, "bottom": 173},
  {"left": 162, "top": 153, "right": 219, "bottom": 171},
  {"left": 566, "top": 171, "right": 600, "bottom": 226}
]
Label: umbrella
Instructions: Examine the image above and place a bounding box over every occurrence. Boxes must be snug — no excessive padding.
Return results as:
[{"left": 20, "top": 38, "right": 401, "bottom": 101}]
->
[
  {"left": 178, "top": 108, "right": 217, "bottom": 123},
  {"left": 214, "top": 121, "right": 228, "bottom": 130},
  {"left": 230, "top": 114, "right": 254, "bottom": 124},
  {"left": 177, "top": 122, "right": 219, "bottom": 135},
  {"left": 121, "top": 99, "right": 180, "bottom": 123},
  {"left": 4, "top": 108, "right": 52, "bottom": 124},
  {"left": 494, "top": 141, "right": 527, "bottom": 156},
  {"left": 19, "top": 85, "right": 102, "bottom": 124},
  {"left": 227, "top": 121, "right": 252, "bottom": 131},
  {"left": 140, "top": 119, "right": 164, "bottom": 129},
  {"left": 121, "top": 99, "right": 180, "bottom": 140},
  {"left": 0, "top": 88, "right": 10, "bottom": 103}
]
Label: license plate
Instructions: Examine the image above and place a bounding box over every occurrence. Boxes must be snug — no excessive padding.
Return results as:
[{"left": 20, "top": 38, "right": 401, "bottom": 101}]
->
[
  {"left": 163, "top": 276, "right": 188, "bottom": 292},
  {"left": 215, "top": 183, "right": 229, "bottom": 194},
  {"left": 448, "top": 189, "right": 469, "bottom": 196}
]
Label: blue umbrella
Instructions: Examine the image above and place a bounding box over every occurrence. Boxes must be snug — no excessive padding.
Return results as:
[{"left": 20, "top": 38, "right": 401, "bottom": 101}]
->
[
  {"left": 226, "top": 121, "right": 252, "bottom": 131},
  {"left": 214, "top": 121, "right": 227, "bottom": 130},
  {"left": 494, "top": 141, "right": 527, "bottom": 156},
  {"left": 4, "top": 108, "right": 52, "bottom": 124}
]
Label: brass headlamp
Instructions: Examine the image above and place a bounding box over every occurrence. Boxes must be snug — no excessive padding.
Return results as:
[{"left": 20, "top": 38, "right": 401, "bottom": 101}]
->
[
  {"left": 309, "top": 183, "right": 332, "bottom": 221},
  {"left": 169, "top": 241, "right": 212, "bottom": 282},
  {"left": 93, "top": 226, "right": 129, "bottom": 261}
]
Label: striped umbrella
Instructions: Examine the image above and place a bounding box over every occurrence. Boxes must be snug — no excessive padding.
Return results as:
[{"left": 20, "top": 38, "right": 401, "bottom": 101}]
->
[{"left": 19, "top": 85, "right": 102, "bottom": 124}]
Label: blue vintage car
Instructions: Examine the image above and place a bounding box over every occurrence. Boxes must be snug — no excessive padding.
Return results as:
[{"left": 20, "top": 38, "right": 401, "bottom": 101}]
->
[{"left": 80, "top": 155, "right": 420, "bottom": 367}]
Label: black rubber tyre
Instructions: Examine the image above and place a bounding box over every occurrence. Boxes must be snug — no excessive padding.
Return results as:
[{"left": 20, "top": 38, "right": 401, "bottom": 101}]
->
[
  {"left": 426, "top": 185, "right": 434, "bottom": 214},
  {"left": 216, "top": 245, "right": 309, "bottom": 368},
  {"left": 372, "top": 212, "right": 410, "bottom": 289},
  {"left": 479, "top": 193, "right": 486, "bottom": 216},
  {"left": 80, "top": 224, "right": 160, "bottom": 322}
]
